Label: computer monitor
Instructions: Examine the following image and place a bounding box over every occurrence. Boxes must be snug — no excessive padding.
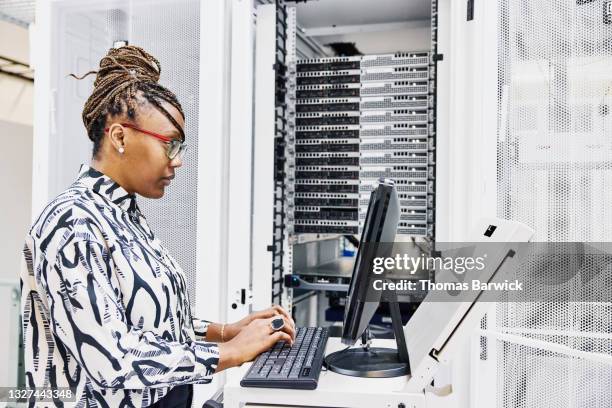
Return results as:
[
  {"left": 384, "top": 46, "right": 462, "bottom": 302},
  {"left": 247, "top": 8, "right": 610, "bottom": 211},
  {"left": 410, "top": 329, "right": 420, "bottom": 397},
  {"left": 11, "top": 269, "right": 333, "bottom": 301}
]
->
[
  {"left": 341, "top": 178, "right": 399, "bottom": 345},
  {"left": 325, "top": 178, "right": 410, "bottom": 378}
]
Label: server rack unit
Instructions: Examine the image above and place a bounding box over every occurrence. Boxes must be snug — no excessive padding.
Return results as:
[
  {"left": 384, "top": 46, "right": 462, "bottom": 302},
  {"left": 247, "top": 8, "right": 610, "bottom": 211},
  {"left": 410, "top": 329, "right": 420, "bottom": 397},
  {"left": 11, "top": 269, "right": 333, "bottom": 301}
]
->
[
  {"left": 360, "top": 52, "right": 434, "bottom": 238},
  {"left": 288, "top": 53, "right": 436, "bottom": 238},
  {"left": 291, "top": 56, "right": 362, "bottom": 235}
]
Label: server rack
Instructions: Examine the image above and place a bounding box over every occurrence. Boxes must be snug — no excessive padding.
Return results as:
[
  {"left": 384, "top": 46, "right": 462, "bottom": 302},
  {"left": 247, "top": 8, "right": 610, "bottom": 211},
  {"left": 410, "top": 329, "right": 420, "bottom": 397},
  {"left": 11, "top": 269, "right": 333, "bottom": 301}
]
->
[
  {"left": 272, "top": 2, "right": 440, "bottom": 334},
  {"left": 285, "top": 51, "right": 436, "bottom": 239}
]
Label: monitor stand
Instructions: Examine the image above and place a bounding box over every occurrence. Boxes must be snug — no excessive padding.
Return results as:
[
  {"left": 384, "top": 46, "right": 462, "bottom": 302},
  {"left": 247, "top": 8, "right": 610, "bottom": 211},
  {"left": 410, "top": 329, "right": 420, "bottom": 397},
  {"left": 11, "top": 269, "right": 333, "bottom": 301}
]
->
[{"left": 324, "top": 291, "right": 411, "bottom": 378}]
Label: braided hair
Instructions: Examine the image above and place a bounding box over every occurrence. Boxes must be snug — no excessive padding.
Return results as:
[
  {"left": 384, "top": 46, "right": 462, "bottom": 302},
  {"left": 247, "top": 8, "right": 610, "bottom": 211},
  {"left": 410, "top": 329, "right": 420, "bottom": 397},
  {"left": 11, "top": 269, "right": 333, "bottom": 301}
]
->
[{"left": 71, "top": 45, "right": 184, "bottom": 157}]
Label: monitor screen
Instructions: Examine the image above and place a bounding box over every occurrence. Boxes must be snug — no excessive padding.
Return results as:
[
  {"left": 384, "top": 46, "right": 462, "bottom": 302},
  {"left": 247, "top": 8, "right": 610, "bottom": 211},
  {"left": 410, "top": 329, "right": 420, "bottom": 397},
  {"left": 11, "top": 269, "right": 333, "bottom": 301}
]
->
[{"left": 341, "top": 179, "right": 400, "bottom": 345}]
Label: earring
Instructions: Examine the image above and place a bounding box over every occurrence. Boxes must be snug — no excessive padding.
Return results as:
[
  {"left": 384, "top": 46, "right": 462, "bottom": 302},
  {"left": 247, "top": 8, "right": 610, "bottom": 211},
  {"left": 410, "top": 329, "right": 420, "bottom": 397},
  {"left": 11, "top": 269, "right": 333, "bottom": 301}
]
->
[{"left": 118, "top": 147, "right": 125, "bottom": 154}]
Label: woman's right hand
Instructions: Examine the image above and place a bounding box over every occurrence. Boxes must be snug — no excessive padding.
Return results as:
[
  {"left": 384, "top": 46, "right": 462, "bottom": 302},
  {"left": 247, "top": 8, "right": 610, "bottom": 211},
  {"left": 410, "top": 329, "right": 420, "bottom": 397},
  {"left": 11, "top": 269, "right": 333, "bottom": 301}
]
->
[{"left": 216, "top": 316, "right": 294, "bottom": 372}]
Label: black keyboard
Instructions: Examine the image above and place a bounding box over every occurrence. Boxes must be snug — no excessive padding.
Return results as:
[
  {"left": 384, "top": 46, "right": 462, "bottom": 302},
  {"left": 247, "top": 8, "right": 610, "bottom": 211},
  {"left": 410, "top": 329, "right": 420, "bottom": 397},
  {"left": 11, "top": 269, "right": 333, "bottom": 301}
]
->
[{"left": 240, "top": 327, "right": 329, "bottom": 390}]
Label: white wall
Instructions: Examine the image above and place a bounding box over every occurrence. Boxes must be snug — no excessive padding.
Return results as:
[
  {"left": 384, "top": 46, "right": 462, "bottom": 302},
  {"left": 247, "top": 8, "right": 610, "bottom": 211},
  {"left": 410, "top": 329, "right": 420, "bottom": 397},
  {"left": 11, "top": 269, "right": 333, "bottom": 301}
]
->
[
  {"left": 0, "top": 20, "right": 33, "bottom": 126},
  {"left": 0, "top": 20, "right": 29, "bottom": 62},
  {"left": 0, "top": 17, "right": 33, "bottom": 390},
  {"left": 0, "top": 2, "right": 34, "bottom": 283},
  {"left": 0, "top": 119, "right": 32, "bottom": 389},
  {"left": 0, "top": 120, "right": 33, "bottom": 282}
]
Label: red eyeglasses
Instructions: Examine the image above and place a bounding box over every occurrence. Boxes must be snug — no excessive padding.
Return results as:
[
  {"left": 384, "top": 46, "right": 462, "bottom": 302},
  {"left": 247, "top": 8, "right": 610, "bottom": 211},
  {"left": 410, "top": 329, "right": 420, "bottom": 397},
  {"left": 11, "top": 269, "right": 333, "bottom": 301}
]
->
[{"left": 105, "top": 123, "right": 187, "bottom": 160}]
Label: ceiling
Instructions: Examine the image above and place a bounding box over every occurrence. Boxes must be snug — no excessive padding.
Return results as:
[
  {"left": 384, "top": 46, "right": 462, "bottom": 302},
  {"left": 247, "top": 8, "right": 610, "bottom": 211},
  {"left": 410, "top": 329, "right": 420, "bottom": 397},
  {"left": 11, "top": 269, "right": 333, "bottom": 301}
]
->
[
  {"left": 295, "top": 0, "right": 431, "bottom": 56},
  {"left": 296, "top": 0, "right": 431, "bottom": 29},
  {"left": 0, "top": 0, "right": 35, "bottom": 27}
]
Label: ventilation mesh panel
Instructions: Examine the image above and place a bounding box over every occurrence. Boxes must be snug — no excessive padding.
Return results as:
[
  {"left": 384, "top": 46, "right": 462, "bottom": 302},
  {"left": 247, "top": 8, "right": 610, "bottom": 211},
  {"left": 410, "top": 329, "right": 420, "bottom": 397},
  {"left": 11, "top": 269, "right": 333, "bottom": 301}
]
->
[
  {"left": 496, "top": 1, "right": 612, "bottom": 407},
  {"left": 107, "top": 0, "right": 200, "bottom": 307},
  {"left": 496, "top": 339, "right": 612, "bottom": 408}
]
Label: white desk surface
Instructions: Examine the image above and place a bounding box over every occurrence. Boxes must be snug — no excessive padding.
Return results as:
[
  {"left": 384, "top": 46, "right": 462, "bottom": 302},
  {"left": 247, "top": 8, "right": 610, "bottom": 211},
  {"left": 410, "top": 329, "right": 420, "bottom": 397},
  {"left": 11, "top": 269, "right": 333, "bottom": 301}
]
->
[{"left": 224, "top": 337, "right": 425, "bottom": 408}]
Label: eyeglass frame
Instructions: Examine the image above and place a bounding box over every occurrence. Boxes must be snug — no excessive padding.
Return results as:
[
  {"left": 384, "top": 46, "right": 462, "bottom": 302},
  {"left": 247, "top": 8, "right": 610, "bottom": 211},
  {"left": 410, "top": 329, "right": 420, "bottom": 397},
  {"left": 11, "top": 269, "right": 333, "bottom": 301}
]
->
[{"left": 104, "top": 122, "right": 187, "bottom": 160}]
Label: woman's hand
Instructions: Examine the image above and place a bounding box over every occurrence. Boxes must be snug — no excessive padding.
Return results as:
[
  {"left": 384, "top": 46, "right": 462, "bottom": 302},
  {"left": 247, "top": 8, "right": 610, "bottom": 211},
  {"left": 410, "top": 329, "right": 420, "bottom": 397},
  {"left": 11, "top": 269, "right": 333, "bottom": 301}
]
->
[
  {"left": 224, "top": 305, "right": 295, "bottom": 341},
  {"left": 216, "top": 315, "right": 295, "bottom": 372}
]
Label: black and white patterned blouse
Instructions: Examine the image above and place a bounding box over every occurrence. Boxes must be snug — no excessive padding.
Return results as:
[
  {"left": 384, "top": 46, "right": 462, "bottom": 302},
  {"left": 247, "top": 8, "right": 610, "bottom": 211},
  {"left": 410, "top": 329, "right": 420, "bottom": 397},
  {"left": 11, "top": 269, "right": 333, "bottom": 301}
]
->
[{"left": 21, "top": 165, "right": 219, "bottom": 407}]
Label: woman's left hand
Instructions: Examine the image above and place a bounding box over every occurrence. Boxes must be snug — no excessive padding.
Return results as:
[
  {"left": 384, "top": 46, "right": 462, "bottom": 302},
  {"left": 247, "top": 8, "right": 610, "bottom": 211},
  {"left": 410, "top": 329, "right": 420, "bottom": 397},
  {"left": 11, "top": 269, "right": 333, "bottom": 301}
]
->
[{"left": 224, "top": 305, "right": 295, "bottom": 341}]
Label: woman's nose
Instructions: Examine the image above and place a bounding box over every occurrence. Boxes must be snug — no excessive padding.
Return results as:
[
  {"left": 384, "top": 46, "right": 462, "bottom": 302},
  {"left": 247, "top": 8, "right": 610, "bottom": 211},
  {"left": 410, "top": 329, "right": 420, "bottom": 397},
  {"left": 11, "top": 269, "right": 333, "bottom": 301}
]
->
[{"left": 170, "top": 154, "right": 183, "bottom": 168}]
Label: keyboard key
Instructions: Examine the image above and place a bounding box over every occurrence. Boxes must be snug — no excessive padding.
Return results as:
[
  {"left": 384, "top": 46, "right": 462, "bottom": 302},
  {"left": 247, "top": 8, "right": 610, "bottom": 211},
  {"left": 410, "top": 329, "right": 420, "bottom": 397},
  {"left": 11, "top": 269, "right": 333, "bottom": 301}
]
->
[{"left": 268, "top": 371, "right": 289, "bottom": 379}]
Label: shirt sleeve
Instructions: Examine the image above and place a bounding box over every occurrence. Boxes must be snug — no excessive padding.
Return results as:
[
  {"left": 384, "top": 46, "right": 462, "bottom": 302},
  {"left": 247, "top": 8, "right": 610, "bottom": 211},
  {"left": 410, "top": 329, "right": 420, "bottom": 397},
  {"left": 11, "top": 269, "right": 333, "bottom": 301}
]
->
[
  {"left": 43, "top": 239, "right": 220, "bottom": 389},
  {"left": 192, "top": 318, "right": 211, "bottom": 340}
]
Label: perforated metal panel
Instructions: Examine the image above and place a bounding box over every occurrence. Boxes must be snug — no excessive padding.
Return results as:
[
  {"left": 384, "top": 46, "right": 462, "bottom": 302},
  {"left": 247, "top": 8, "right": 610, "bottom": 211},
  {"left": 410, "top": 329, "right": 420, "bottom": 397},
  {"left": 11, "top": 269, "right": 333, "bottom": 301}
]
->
[
  {"left": 496, "top": 1, "right": 612, "bottom": 407},
  {"left": 125, "top": 0, "right": 200, "bottom": 307},
  {"left": 498, "top": 0, "right": 612, "bottom": 241},
  {"left": 56, "top": 0, "right": 201, "bottom": 307},
  {"left": 497, "top": 339, "right": 612, "bottom": 408}
]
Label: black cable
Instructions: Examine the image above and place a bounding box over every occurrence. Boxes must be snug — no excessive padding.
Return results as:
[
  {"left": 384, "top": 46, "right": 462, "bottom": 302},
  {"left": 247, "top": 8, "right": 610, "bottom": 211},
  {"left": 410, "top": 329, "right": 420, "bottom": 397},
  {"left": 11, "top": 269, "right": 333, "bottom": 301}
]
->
[{"left": 343, "top": 235, "right": 359, "bottom": 248}]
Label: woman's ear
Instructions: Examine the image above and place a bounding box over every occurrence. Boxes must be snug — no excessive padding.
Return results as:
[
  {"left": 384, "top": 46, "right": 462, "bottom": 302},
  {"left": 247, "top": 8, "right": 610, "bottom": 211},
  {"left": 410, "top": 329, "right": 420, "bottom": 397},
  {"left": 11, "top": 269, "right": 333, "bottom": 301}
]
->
[{"left": 107, "top": 123, "right": 126, "bottom": 154}]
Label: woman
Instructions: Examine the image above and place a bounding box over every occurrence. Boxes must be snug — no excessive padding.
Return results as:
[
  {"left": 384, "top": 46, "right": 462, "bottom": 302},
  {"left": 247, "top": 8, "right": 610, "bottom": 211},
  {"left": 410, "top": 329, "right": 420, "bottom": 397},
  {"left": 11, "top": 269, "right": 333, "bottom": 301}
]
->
[{"left": 21, "top": 45, "right": 295, "bottom": 407}]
